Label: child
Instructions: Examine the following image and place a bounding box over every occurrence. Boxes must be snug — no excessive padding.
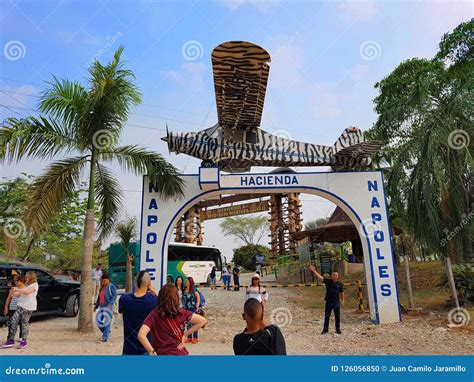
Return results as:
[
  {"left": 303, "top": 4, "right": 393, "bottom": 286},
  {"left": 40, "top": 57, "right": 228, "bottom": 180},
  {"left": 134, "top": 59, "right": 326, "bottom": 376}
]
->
[
  {"left": 1, "top": 271, "right": 38, "bottom": 349},
  {"left": 233, "top": 298, "right": 286, "bottom": 355}
]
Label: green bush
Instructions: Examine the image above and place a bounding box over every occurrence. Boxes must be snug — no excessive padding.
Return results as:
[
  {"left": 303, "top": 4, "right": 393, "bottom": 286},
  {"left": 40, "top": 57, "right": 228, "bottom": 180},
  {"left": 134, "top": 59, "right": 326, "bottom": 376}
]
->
[
  {"left": 440, "top": 264, "right": 474, "bottom": 304},
  {"left": 233, "top": 244, "right": 270, "bottom": 271}
]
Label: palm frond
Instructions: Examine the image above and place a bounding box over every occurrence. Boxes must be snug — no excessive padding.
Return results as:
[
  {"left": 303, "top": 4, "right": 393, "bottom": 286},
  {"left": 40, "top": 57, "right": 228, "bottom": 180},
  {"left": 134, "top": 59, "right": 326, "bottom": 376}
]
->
[
  {"left": 83, "top": 47, "right": 141, "bottom": 142},
  {"left": 23, "top": 156, "right": 88, "bottom": 235},
  {"left": 115, "top": 217, "right": 137, "bottom": 247},
  {"left": 103, "top": 144, "right": 184, "bottom": 198},
  {"left": 0, "top": 116, "right": 79, "bottom": 163},
  {"left": 95, "top": 163, "right": 123, "bottom": 240},
  {"left": 39, "top": 77, "right": 88, "bottom": 132}
]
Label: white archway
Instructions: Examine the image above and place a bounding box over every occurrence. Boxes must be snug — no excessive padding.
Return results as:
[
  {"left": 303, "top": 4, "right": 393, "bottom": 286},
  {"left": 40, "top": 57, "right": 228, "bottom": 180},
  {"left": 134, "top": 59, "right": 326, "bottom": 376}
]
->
[{"left": 139, "top": 168, "right": 401, "bottom": 324}]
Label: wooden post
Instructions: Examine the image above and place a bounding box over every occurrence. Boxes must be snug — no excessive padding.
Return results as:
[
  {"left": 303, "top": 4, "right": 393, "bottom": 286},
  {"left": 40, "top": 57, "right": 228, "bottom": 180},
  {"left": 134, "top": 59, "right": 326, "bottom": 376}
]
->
[{"left": 357, "top": 280, "right": 364, "bottom": 312}]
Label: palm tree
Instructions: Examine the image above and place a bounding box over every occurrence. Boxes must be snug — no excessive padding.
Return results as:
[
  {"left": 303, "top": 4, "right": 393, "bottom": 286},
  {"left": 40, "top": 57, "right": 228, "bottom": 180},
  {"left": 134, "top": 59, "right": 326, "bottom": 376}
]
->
[
  {"left": 115, "top": 218, "right": 137, "bottom": 293},
  {"left": 0, "top": 47, "right": 184, "bottom": 332}
]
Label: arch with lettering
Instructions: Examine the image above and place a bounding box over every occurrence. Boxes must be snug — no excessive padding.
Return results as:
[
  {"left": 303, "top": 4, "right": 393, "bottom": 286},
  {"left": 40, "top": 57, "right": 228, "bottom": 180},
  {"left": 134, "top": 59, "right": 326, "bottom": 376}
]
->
[{"left": 139, "top": 168, "right": 401, "bottom": 324}]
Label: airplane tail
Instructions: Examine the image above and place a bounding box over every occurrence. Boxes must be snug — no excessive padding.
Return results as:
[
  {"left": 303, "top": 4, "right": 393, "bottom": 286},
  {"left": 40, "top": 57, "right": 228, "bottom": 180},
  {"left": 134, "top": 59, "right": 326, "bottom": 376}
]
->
[
  {"left": 332, "top": 127, "right": 382, "bottom": 167},
  {"left": 332, "top": 127, "right": 365, "bottom": 153}
]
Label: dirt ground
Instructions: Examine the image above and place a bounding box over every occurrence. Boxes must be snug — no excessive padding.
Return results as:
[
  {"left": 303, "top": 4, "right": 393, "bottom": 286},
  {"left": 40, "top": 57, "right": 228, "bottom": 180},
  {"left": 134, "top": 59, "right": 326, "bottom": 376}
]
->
[{"left": 1, "top": 273, "right": 473, "bottom": 355}]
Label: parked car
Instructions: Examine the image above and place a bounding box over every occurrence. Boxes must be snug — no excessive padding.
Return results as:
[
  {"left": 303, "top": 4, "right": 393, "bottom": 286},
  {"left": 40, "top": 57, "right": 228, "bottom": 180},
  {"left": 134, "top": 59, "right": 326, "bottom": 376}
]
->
[{"left": 0, "top": 262, "right": 80, "bottom": 317}]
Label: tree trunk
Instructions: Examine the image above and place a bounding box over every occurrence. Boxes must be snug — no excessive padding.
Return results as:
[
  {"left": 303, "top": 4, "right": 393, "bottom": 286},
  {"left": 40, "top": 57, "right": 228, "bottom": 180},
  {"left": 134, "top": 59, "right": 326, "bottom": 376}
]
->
[
  {"left": 445, "top": 256, "right": 460, "bottom": 308},
  {"left": 404, "top": 257, "right": 415, "bottom": 309},
  {"left": 78, "top": 154, "right": 96, "bottom": 332},
  {"left": 21, "top": 236, "right": 36, "bottom": 261},
  {"left": 125, "top": 245, "right": 133, "bottom": 293}
]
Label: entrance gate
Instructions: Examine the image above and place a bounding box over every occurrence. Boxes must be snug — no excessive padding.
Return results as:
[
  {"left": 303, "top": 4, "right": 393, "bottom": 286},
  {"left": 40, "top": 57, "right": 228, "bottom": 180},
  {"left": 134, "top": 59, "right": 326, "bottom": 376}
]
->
[{"left": 139, "top": 168, "right": 401, "bottom": 324}]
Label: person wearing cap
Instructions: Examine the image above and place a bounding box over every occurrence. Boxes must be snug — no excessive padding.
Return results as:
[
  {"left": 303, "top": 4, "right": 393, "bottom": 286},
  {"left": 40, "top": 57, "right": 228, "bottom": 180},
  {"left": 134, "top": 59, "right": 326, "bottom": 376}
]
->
[{"left": 245, "top": 274, "right": 268, "bottom": 305}]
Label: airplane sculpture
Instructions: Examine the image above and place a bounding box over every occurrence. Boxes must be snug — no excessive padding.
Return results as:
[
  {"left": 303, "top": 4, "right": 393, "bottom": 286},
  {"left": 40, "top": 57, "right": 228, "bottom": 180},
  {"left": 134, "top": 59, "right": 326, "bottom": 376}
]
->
[{"left": 162, "top": 41, "right": 382, "bottom": 173}]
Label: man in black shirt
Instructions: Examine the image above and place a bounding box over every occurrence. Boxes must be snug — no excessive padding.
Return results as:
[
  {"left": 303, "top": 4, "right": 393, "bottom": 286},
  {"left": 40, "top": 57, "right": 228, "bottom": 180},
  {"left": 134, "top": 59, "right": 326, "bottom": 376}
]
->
[
  {"left": 310, "top": 265, "right": 345, "bottom": 335},
  {"left": 233, "top": 298, "right": 287, "bottom": 355}
]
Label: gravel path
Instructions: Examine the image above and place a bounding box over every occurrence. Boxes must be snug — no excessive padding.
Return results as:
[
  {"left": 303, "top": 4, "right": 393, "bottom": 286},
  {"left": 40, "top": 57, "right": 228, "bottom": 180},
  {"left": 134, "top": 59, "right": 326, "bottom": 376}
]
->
[{"left": 2, "top": 273, "right": 472, "bottom": 355}]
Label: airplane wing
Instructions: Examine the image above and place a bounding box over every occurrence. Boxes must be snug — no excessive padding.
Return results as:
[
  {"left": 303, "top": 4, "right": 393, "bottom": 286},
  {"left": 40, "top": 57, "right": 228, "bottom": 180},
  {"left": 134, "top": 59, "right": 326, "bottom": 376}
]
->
[
  {"left": 335, "top": 141, "right": 383, "bottom": 158},
  {"left": 212, "top": 41, "right": 271, "bottom": 131}
]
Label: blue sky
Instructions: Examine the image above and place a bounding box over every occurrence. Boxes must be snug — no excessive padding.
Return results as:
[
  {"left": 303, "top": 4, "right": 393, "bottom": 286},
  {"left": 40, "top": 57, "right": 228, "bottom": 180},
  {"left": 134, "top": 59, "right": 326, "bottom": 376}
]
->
[{"left": 0, "top": 0, "right": 471, "bottom": 259}]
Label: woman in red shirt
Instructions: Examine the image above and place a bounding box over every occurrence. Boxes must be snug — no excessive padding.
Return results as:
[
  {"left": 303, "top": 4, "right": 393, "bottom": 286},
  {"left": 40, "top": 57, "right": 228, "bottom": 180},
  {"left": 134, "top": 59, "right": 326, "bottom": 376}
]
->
[{"left": 138, "top": 284, "right": 206, "bottom": 355}]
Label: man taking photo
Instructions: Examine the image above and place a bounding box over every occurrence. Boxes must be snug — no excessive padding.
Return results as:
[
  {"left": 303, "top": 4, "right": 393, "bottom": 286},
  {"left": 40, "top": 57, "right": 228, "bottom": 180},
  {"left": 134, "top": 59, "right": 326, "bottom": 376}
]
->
[{"left": 309, "top": 265, "right": 344, "bottom": 335}]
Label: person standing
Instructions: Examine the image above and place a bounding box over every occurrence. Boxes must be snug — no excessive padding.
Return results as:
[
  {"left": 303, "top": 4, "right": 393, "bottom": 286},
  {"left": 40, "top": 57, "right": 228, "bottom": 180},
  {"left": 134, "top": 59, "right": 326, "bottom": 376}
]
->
[
  {"left": 233, "top": 298, "right": 286, "bottom": 355},
  {"left": 232, "top": 264, "right": 241, "bottom": 291},
  {"left": 209, "top": 266, "right": 217, "bottom": 290},
  {"left": 182, "top": 277, "right": 200, "bottom": 344},
  {"left": 1, "top": 271, "right": 38, "bottom": 349},
  {"left": 245, "top": 274, "right": 268, "bottom": 305},
  {"left": 223, "top": 265, "right": 232, "bottom": 291},
  {"left": 94, "top": 273, "right": 117, "bottom": 342},
  {"left": 1, "top": 275, "right": 25, "bottom": 346},
  {"left": 138, "top": 284, "right": 206, "bottom": 356},
  {"left": 175, "top": 276, "right": 184, "bottom": 308},
  {"left": 309, "top": 265, "right": 344, "bottom": 335},
  {"left": 118, "top": 271, "right": 158, "bottom": 355},
  {"left": 92, "top": 263, "right": 103, "bottom": 300}
]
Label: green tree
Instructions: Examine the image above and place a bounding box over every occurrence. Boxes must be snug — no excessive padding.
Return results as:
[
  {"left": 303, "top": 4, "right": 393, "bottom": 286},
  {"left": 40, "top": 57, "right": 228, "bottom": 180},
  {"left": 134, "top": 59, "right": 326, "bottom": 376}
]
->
[
  {"left": 233, "top": 244, "right": 270, "bottom": 271},
  {"left": 368, "top": 20, "right": 473, "bottom": 263},
  {"left": 304, "top": 217, "right": 329, "bottom": 230},
  {"left": 0, "top": 174, "right": 32, "bottom": 256},
  {"left": 0, "top": 47, "right": 184, "bottom": 332},
  {"left": 115, "top": 218, "right": 137, "bottom": 293},
  {"left": 220, "top": 215, "right": 269, "bottom": 245}
]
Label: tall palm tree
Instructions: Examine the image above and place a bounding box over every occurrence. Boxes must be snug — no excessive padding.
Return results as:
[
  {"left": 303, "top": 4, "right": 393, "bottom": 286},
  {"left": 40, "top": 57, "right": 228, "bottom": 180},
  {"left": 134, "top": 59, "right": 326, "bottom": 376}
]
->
[
  {"left": 115, "top": 218, "right": 137, "bottom": 293},
  {"left": 0, "top": 47, "right": 184, "bottom": 332}
]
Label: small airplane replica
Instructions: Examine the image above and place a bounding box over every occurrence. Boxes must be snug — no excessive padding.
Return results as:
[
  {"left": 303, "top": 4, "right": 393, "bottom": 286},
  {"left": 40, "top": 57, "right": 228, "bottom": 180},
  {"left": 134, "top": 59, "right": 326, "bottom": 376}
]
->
[{"left": 162, "top": 41, "right": 382, "bottom": 173}]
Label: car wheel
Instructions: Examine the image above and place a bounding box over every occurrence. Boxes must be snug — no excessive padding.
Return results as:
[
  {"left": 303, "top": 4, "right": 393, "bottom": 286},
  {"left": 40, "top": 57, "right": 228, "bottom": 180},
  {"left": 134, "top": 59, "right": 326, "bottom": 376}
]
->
[{"left": 65, "top": 294, "right": 79, "bottom": 317}]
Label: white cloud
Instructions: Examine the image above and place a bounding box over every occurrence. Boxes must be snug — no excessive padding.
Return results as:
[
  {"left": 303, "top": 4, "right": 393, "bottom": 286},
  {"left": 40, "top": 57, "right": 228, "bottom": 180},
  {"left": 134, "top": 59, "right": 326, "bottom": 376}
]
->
[
  {"left": 269, "top": 45, "right": 305, "bottom": 89},
  {"left": 339, "top": 0, "right": 378, "bottom": 21},
  {"left": 346, "top": 64, "right": 369, "bottom": 82},
  {"left": 310, "top": 83, "right": 341, "bottom": 120},
  {"left": 160, "top": 62, "right": 207, "bottom": 92},
  {"left": 220, "top": 0, "right": 279, "bottom": 13}
]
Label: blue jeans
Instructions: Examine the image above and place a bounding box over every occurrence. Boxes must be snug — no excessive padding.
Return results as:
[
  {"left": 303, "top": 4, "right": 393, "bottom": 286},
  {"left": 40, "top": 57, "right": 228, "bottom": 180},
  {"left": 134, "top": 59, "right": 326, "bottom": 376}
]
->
[
  {"left": 186, "top": 321, "right": 198, "bottom": 339},
  {"left": 95, "top": 306, "right": 113, "bottom": 341},
  {"left": 223, "top": 275, "right": 231, "bottom": 289}
]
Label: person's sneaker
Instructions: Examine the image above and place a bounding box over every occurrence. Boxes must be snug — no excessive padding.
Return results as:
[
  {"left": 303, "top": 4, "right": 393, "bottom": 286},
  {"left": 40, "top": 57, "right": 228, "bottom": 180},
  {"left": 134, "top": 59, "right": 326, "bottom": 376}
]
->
[
  {"left": 321, "top": 330, "right": 328, "bottom": 335},
  {"left": 184, "top": 338, "right": 192, "bottom": 343},
  {"left": 16, "top": 341, "right": 28, "bottom": 349},
  {"left": 336, "top": 330, "right": 342, "bottom": 335},
  {"left": 1, "top": 339, "right": 15, "bottom": 348},
  {"left": 192, "top": 338, "right": 199, "bottom": 344}
]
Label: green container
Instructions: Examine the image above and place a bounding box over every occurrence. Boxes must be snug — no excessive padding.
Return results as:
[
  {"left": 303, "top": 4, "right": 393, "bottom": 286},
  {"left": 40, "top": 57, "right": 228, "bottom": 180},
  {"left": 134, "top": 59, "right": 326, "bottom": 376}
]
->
[{"left": 108, "top": 242, "right": 140, "bottom": 288}]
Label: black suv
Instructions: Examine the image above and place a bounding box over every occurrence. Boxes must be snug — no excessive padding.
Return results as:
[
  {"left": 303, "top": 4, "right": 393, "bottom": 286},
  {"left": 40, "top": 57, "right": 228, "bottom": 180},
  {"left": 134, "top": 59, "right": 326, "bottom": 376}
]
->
[{"left": 0, "top": 262, "right": 80, "bottom": 317}]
